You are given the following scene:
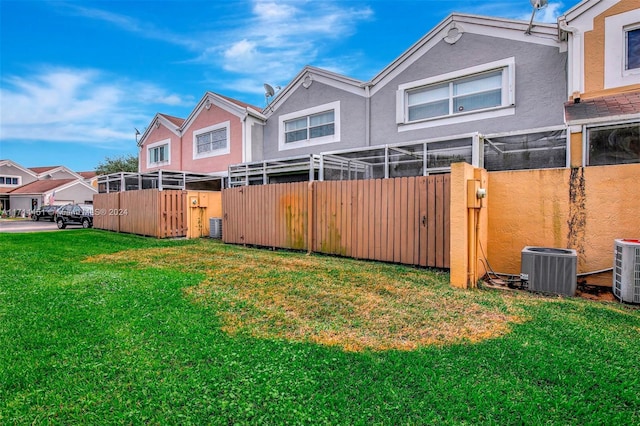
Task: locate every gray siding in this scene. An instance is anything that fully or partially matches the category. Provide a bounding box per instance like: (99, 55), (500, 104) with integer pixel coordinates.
(262, 81), (367, 160)
(370, 33), (568, 145)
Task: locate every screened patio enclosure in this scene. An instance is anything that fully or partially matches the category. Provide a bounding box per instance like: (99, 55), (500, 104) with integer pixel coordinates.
(97, 170), (225, 193)
(227, 126), (568, 187)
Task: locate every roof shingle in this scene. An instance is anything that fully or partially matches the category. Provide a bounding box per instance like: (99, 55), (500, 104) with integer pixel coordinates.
(9, 179), (75, 194)
(565, 91), (640, 122)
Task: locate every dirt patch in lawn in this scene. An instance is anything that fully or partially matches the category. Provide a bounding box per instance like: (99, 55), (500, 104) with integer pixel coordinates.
(87, 243), (526, 352)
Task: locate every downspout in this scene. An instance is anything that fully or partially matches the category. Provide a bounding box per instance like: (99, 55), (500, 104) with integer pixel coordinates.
(241, 113), (248, 163)
(558, 17), (581, 101)
(364, 83), (372, 146)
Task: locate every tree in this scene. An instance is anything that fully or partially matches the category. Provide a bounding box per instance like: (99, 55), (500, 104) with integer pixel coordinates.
(95, 154), (139, 175)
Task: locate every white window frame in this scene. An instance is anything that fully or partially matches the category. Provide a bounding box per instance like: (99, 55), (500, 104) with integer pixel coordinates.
(604, 10), (640, 88)
(147, 139), (171, 168)
(625, 24), (640, 71)
(278, 101), (341, 151)
(0, 175), (20, 186)
(396, 57), (515, 132)
(193, 121), (231, 160)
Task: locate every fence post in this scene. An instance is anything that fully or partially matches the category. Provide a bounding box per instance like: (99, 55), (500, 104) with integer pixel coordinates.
(449, 163), (488, 289)
(307, 181), (314, 254)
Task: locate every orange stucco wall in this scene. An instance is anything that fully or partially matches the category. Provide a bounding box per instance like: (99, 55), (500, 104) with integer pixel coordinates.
(486, 163), (640, 286)
(186, 191), (222, 238)
(570, 131), (583, 168)
(583, 0), (639, 95)
(450, 163), (488, 289)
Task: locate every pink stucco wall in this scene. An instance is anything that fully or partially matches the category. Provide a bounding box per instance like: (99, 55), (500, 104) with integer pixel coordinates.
(139, 126), (181, 173)
(180, 105), (243, 174)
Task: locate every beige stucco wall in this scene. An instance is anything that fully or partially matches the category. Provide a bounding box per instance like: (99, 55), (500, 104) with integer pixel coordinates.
(486, 163), (640, 286)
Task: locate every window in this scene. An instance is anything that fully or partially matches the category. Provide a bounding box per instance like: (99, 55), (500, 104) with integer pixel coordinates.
(147, 139), (171, 168)
(285, 111), (335, 143)
(604, 12), (640, 87)
(587, 122), (640, 166)
(0, 176), (19, 185)
(396, 58), (515, 130)
(626, 27), (640, 70)
(193, 122), (230, 159)
(278, 101), (341, 151)
(408, 71), (503, 121)
(150, 145), (167, 163)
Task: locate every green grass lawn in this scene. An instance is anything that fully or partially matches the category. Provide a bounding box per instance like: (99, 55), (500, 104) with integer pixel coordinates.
(1, 230), (639, 424)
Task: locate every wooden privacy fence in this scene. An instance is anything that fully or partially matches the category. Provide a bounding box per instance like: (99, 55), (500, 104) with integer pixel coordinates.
(93, 189), (187, 238)
(222, 175), (450, 268)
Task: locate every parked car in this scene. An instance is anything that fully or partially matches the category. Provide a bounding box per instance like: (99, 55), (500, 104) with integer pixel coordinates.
(54, 204), (93, 229)
(31, 205), (59, 221)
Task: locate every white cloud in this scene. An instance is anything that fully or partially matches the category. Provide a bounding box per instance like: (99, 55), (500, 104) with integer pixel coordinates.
(0, 67), (190, 148)
(197, 0), (373, 95)
(55, 2), (200, 50)
(534, 3), (564, 23)
(467, 1), (565, 23)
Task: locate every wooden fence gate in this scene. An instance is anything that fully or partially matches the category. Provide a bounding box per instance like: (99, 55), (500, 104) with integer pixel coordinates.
(222, 175), (450, 268)
(93, 189), (187, 238)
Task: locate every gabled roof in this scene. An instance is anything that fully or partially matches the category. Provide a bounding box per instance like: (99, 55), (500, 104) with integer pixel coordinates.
(138, 112), (184, 146)
(28, 165), (84, 180)
(77, 171), (98, 179)
(561, 0), (611, 24)
(369, 13), (560, 94)
(9, 179), (75, 194)
(159, 113), (185, 127)
(0, 159), (38, 177)
(179, 91), (266, 134)
(214, 93), (262, 112)
(28, 166), (58, 174)
(138, 92), (266, 147)
(264, 65), (367, 118)
(564, 90), (640, 124)
(9, 178), (97, 195)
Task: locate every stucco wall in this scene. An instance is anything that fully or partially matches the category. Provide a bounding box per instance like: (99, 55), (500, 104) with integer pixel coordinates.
(0, 165), (36, 187)
(486, 163), (640, 286)
(263, 81), (367, 160)
(450, 163), (488, 289)
(181, 106), (243, 174)
(370, 34), (567, 145)
(55, 184), (97, 205)
(583, 0), (639, 95)
(139, 126), (181, 173)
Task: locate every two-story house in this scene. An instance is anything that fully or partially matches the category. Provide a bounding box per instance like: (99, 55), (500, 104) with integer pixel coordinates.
(561, 0), (639, 167)
(138, 92), (265, 177)
(231, 12), (569, 185)
(0, 160), (97, 214)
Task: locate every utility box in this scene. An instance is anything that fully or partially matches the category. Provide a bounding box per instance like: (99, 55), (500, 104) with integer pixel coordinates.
(209, 218), (223, 239)
(613, 239), (640, 304)
(521, 247), (577, 296)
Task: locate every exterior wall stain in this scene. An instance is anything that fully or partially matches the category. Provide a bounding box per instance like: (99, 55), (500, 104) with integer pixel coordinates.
(567, 167), (587, 268)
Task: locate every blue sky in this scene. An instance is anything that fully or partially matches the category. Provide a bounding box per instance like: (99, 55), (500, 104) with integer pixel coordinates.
(0, 0), (573, 172)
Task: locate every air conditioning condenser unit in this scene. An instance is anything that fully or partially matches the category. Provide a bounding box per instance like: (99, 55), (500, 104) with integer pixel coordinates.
(613, 239), (640, 304)
(521, 247), (577, 296)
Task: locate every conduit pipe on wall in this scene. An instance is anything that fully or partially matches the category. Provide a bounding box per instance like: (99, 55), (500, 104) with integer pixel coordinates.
(558, 17), (581, 100)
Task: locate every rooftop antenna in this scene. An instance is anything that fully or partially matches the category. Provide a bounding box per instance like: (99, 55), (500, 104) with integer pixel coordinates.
(525, 0), (549, 35)
(264, 83), (281, 108)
